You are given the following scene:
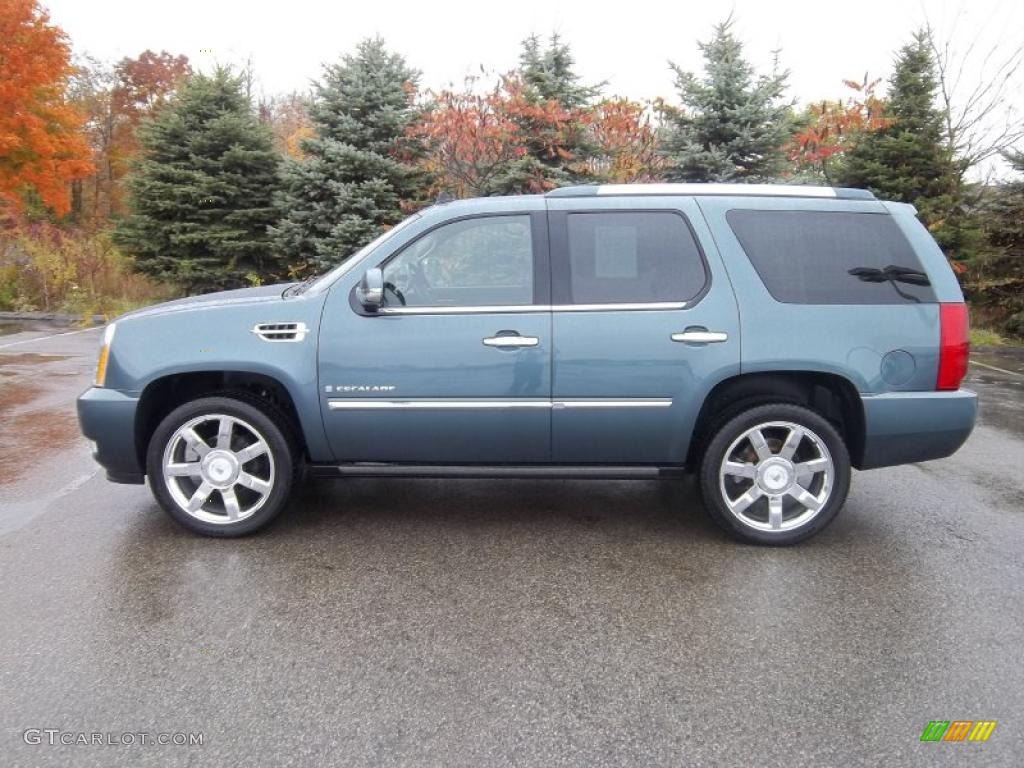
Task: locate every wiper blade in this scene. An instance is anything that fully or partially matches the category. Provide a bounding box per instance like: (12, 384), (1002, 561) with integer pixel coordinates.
(848, 265), (931, 286)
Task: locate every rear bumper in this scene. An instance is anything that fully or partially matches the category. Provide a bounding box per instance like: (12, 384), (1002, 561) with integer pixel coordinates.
(858, 389), (977, 470)
(76, 387), (144, 484)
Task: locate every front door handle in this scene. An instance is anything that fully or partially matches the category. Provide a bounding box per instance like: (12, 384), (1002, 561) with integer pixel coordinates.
(671, 329), (729, 344)
(483, 334), (539, 348)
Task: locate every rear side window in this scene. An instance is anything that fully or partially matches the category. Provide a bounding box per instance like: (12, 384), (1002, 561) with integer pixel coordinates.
(726, 210), (936, 304)
(565, 211), (707, 304)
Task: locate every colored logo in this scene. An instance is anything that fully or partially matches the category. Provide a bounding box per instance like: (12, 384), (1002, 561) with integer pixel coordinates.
(921, 720), (997, 742)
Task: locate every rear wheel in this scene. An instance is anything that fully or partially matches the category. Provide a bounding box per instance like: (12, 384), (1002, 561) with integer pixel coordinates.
(146, 396), (296, 537)
(699, 403), (850, 545)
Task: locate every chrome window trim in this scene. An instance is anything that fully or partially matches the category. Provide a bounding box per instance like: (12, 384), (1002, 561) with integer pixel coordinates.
(379, 305), (542, 316)
(557, 302), (685, 312)
(328, 398), (673, 410)
(377, 301), (686, 316)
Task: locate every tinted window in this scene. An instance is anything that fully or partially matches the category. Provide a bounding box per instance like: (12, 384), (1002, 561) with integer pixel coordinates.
(382, 215), (533, 307)
(726, 210), (936, 304)
(565, 212), (706, 304)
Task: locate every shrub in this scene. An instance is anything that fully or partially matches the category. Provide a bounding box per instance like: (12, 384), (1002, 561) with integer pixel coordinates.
(0, 220), (172, 318)
(1003, 312), (1024, 339)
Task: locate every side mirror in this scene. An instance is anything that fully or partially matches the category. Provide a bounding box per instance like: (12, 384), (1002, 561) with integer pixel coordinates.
(356, 267), (384, 311)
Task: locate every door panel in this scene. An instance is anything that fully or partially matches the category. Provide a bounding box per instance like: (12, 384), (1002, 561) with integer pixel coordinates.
(548, 198), (740, 464)
(320, 312), (551, 462)
(318, 211), (552, 464)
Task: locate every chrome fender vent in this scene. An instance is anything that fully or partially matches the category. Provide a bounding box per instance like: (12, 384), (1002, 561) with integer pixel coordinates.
(252, 322), (309, 342)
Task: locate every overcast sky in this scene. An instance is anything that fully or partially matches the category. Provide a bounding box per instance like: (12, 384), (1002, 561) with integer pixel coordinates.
(44, 0), (1023, 175)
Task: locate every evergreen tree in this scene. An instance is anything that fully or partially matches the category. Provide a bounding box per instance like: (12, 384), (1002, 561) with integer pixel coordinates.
(660, 17), (791, 182)
(488, 34), (601, 193)
(839, 31), (958, 221)
(839, 32), (968, 256)
(975, 151), (1024, 335)
(115, 67), (280, 292)
(519, 33), (600, 110)
(271, 38), (425, 275)
(987, 152), (1024, 256)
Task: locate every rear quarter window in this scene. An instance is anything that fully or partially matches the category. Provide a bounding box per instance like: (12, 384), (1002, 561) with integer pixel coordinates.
(726, 210), (937, 304)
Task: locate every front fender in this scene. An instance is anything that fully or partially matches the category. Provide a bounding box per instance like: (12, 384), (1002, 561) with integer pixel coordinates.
(104, 295), (330, 461)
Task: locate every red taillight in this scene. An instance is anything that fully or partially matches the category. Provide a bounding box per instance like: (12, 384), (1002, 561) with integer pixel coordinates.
(937, 303), (969, 391)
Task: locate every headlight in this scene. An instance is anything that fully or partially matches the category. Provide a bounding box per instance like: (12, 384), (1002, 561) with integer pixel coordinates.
(95, 323), (117, 387)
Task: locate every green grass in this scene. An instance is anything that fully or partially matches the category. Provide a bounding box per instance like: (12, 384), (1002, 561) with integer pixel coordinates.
(971, 327), (1011, 347)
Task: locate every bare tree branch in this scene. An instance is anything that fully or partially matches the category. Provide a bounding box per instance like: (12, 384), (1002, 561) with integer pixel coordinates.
(923, 9), (1024, 177)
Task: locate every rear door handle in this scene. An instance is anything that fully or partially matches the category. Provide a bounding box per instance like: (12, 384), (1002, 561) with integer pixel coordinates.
(483, 335), (539, 348)
(671, 330), (729, 344)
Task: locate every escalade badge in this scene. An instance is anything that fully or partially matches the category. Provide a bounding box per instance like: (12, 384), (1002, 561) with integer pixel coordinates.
(325, 385), (397, 393)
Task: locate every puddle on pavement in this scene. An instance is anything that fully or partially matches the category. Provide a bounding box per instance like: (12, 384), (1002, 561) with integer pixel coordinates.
(0, 353), (67, 366)
(0, 356), (81, 485)
(0, 408), (80, 485)
(0, 380), (43, 411)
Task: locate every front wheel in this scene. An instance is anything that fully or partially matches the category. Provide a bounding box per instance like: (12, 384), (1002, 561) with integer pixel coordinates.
(699, 403), (851, 545)
(146, 396), (296, 537)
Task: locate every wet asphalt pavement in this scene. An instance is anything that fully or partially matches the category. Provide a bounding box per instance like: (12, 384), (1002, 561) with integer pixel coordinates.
(1, 323), (1022, 767)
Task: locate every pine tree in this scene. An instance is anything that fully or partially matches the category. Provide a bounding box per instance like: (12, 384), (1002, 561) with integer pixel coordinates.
(660, 17), (791, 182)
(488, 34), (601, 193)
(519, 33), (600, 110)
(988, 152), (1024, 257)
(271, 38), (425, 275)
(115, 67), (280, 292)
(839, 31), (965, 255)
(839, 32), (958, 222)
(975, 151), (1024, 335)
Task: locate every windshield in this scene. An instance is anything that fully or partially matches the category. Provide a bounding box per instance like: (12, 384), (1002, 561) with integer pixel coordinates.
(299, 213), (423, 295)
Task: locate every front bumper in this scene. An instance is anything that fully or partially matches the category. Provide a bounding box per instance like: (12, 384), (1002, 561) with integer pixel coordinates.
(77, 387), (144, 484)
(858, 389), (977, 470)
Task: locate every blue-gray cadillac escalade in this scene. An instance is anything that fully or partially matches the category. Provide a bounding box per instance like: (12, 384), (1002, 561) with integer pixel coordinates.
(76, 183), (977, 544)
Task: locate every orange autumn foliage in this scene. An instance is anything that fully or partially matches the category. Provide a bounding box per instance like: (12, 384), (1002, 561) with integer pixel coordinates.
(410, 77), (532, 197)
(410, 77), (666, 197)
(788, 75), (890, 173)
(0, 0), (93, 215)
(259, 92), (315, 160)
(585, 98), (667, 183)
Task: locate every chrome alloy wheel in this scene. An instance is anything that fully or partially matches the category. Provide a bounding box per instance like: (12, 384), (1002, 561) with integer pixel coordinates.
(717, 420), (834, 533)
(161, 414), (275, 525)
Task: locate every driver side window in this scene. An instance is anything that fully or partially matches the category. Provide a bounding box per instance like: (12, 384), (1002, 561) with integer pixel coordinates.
(381, 215), (534, 308)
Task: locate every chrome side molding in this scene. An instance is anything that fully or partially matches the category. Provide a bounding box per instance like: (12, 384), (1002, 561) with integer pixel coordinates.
(553, 399), (672, 409)
(328, 398), (551, 410)
(327, 398), (672, 411)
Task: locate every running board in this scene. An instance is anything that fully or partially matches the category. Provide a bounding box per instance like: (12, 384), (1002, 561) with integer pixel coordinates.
(314, 464), (684, 480)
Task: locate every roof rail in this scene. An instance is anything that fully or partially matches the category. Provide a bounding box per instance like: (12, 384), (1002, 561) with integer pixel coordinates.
(546, 183), (876, 201)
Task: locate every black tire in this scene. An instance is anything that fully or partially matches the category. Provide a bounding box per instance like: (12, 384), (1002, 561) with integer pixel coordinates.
(146, 394), (297, 537)
(698, 403), (851, 546)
